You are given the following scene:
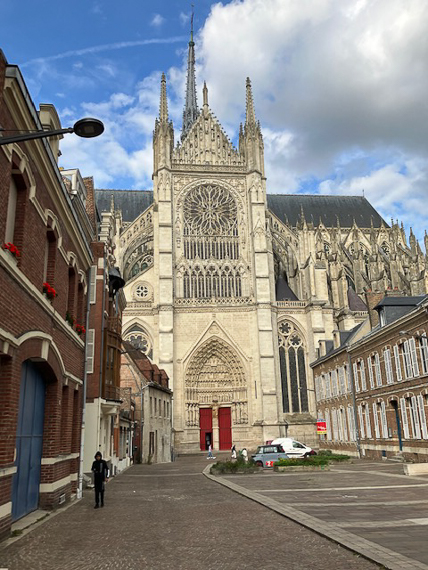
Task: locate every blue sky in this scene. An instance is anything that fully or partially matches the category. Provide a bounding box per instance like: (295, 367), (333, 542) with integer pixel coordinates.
(2, 0), (428, 244)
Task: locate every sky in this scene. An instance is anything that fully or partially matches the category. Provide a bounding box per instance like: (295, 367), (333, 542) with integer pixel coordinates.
(2, 0), (428, 244)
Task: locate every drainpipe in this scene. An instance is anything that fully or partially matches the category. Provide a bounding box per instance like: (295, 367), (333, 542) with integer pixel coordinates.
(77, 266), (92, 499)
(97, 249), (107, 452)
(347, 351), (361, 458)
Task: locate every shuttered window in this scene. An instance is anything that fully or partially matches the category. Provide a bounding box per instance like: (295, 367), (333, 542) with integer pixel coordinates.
(90, 265), (97, 304)
(359, 361), (367, 391)
(367, 357), (375, 389)
(332, 409), (339, 441)
(403, 341), (413, 379)
(326, 409), (332, 440)
(380, 401), (389, 438)
(375, 353), (382, 387)
(394, 345), (403, 381)
(347, 406), (356, 441)
(353, 363), (360, 392)
(417, 395), (428, 439)
(409, 338), (420, 377)
(384, 349), (393, 384)
(358, 405), (365, 439)
(87, 329), (95, 374)
(365, 405), (372, 438)
(400, 398), (410, 439)
(411, 396), (421, 439)
(420, 337), (428, 374)
(373, 403), (380, 438)
(331, 370), (338, 397)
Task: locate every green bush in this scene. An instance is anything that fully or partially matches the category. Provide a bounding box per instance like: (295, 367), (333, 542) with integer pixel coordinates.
(275, 457), (329, 467)
(210, 457), (260, 475)
(317, 450), (350, 461)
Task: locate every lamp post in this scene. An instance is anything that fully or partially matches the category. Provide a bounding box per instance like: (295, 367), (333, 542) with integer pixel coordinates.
(0, 117), (104, 146)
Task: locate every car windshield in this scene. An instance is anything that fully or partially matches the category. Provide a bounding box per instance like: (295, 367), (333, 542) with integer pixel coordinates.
(292, 441), (305, 448)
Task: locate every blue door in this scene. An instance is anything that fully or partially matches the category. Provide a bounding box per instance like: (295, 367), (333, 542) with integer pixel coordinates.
(12, 361), (46, 521)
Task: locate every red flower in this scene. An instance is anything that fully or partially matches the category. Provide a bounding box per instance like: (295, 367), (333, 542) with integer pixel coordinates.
(43, 282), (57, 300)
(75, 323), (86, 336)
(2, 242), (20, 258)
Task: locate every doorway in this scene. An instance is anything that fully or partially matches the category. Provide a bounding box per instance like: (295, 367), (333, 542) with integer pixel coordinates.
(219, 407), (232, 450)
(12, 361), (46, 521)
(199, 408), (212, 450)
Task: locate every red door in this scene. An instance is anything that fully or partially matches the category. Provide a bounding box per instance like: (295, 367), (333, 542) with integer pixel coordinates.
(219, 407), (232, 450)
(199, 408), (212, 450)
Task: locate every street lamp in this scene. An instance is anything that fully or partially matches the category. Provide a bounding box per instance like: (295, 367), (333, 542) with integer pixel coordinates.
(0, 117), (104, 146)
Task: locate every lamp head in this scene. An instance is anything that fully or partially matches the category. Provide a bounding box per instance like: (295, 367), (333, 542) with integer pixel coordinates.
(73, 118), (104, 138)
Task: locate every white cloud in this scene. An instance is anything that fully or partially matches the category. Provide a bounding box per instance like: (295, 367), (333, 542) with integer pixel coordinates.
(151, 14), (165, 27)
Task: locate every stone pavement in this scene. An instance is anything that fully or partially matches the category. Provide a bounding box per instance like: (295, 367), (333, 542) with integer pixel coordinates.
(208, 459), (428, 570)
(0, 455), (379, 570)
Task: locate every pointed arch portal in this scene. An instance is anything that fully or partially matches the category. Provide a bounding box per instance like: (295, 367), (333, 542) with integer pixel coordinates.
(185, 338), (248, 449)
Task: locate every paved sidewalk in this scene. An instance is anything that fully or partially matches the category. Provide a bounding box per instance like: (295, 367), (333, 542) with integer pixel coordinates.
(207, 460), (428, 570)
(0, 456), (379, 570)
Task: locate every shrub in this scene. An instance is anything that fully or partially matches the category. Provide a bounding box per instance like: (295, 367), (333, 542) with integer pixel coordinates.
(275, 457), (329, 468)
(210, 457), (260, 475)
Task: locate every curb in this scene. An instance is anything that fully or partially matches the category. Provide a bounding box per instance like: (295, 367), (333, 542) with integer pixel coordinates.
(203, 465), (428, 570)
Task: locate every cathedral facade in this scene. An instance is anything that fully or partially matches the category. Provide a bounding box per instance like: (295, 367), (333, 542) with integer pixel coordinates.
(95, 36), (428, 453)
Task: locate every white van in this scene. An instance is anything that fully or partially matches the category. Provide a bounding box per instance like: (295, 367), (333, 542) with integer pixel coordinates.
(270, 438), (315, 458)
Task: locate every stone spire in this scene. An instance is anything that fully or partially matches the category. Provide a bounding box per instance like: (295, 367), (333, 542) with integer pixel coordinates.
(159, 72), (168, 122)
(181, 10), (199, 140)
(245, 77), (256, 126)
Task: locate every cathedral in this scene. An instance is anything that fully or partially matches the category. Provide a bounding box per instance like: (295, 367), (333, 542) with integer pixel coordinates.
(95, 33), (428, 453)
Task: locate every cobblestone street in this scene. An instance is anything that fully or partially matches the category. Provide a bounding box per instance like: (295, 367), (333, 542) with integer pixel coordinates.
(0, 456), (378, 570)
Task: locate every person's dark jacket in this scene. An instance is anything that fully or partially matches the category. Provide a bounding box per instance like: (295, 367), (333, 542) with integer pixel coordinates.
(91, 458), (109, 484)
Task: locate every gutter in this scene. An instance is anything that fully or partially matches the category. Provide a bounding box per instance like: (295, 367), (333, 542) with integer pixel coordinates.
(77, 265), (92, 498)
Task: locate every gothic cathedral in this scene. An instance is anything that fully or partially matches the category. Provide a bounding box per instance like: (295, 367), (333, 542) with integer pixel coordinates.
(96, 34), (428, 452)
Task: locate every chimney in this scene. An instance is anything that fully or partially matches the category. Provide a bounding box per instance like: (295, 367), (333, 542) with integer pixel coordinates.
(318, 340), (327, 357)
(364, 290), (384, 329)
(333, 330), (341, 349)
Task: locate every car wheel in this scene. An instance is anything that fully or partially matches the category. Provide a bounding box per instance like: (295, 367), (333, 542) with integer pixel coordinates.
(256, 461), (263, 467)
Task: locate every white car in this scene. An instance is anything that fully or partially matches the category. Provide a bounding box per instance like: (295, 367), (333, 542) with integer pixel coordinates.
(270, 438), (315, 458)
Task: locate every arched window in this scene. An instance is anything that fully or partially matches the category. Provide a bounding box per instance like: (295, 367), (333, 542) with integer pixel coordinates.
(123, 326), (153, 359)
(278, 321), (309, 413)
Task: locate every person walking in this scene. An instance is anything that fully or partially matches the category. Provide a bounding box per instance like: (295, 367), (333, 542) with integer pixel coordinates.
(241, 448), (248, 463)
(231, 444), (237, 460)
(91, 451), (109, 508)
(207, 443), (215, 460)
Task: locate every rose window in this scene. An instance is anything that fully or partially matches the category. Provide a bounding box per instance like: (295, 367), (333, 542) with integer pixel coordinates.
(183, 184), (237, 237)
(135, 284), (149, 300)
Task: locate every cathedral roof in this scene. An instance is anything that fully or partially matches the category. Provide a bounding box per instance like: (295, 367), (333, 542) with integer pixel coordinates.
(95, 189), (153, 222)
(267, 194), (386, 228)
(94, 189), (385, 229)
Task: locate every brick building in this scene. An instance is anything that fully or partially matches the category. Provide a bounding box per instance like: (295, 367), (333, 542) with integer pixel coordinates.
(121, 343), (172, 463)
(0, 52), (93, 536)
(312, 291), (428, 461)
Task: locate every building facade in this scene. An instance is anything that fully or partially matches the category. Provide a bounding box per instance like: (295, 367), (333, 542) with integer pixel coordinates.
(120, 346), (172, 463)
(0, 52), (92, 535)
(313, 293), (428, 461)
(95, 36), (428, 453)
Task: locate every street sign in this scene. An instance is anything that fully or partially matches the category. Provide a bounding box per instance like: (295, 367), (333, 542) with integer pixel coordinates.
(317, 419), (327, 434)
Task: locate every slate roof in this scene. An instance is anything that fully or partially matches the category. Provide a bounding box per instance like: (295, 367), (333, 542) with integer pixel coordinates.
(267, 194), (386, 228)
(95, 189), (153, 222)
(374, 296), (427, 308)
(95, 189), (385, 229)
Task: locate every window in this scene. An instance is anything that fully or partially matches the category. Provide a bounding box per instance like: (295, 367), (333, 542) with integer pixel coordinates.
(359, 361), (367, 391)
(278, 321), (309, 413)
(367, 356), (375, 389)
(331, 370), (338, 397)
(419, 337), (428, 375)
(86, 330), (95, 373)
(325, 373), (331, 399)
(345, 365), (351, 393)
(417, 395), (428, 439)
(410, 396), (421, 439)
(373, 403), (380, 438)
(90, 265), (97, 304)
(44, 230), (57, 284)
(332, 409), (338, 441)
(393, 345), (403, 381)
(374, 353), (382, 386)
(135, 284), (149, 300)
(402, 341), (413, 379)
(409, 338), (420, 377)
(67, 267), (76, 317)
(325, 409), (332, 440)
(400, 398), (410, 439)
(338, 367), (346, 395)
(5, 177), (18, 244)
(384, 349), (393, 384)
(364, 405), (372, 438)
(353, 363), (360, 392)
(347, 406), (356, 441)
(380, 401), (389, 438)
(358, 405), (365, 439)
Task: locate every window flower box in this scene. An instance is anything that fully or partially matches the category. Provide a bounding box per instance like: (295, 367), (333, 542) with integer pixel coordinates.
(43, 282), (57, 300)
(75, 323), (86, 336)
(65, 311), (75, 327)
(2, 242), (20, 258)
